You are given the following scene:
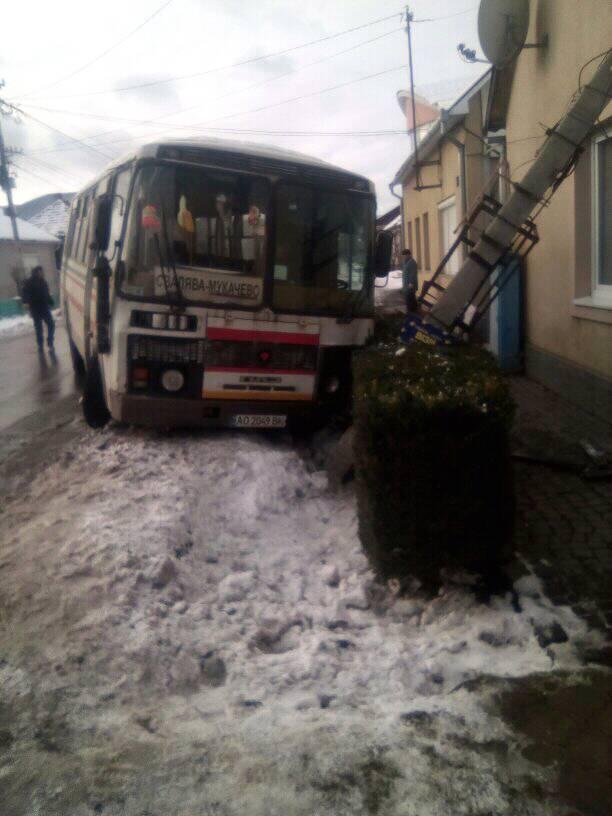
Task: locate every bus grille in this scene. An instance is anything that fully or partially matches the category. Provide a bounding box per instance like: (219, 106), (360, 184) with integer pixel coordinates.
(129, 335), (205, 364)
(206, 339), (317, 371)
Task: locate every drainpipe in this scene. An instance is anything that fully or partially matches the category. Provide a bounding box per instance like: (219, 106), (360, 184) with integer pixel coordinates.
(389, 180), (405, 253)
(444, 130), (467, 220)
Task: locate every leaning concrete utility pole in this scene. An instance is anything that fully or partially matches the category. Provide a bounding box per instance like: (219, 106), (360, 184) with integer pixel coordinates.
(429, 51), (612, 330)
(0, 89), (26, 292)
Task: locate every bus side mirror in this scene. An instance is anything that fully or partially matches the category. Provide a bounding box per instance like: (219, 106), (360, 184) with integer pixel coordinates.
(91, 194), (113, 253)
(374, 230), (393, 278)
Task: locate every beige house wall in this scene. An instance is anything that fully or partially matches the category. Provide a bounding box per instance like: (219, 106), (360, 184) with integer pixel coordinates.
(400, 85), (497, 295)
(402, 134), (463, 291)
(504, 0), (612, 389)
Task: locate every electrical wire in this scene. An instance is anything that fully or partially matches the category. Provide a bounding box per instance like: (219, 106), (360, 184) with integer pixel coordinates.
(24, 60), (409, 138)
(20, 127), (411, 166)
(13, 0), (176, 101)
(19, 26), (404, 152)
(10, 105), (113, 161)
(578, 47), (612, 91)
(21, 62), (410, 157)
(10, 160), (64, 189)
(19, 153), (81, 187)
(507, 134), (546, 144)
(16, 11), (405, 102)
(145, 26), (404, 136)
(12, 9), (480, 163)
(412, 7), (477, 23)
(26, 120), (410, 137)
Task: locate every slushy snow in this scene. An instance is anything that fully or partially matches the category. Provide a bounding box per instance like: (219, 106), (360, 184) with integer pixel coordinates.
(0, 308), (61, 339)
(0, 314), (33, 338)
(0, 425), (602, 815)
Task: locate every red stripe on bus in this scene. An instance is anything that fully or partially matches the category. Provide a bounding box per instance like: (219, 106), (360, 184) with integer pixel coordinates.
(206, 366), (316, 376)
(65, 272), (85, 289)
(67, 293), (84, 314)
(206, 327), (319, 346)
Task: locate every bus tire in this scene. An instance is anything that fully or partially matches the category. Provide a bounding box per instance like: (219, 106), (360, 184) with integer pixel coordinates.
(83, 357), (110, 429)
(69, 336), (86, 379)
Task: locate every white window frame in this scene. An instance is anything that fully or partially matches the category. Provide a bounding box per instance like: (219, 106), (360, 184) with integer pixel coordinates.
(438, 195), (458, 274)
(590, 131), (612, 306)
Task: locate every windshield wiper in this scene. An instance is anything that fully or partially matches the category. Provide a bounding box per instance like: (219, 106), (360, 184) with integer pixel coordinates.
(160, 204), (186, 310)
(153, 232), (175, 306)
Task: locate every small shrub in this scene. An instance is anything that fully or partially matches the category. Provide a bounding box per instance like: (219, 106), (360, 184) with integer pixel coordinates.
(353, 330), (515, 591)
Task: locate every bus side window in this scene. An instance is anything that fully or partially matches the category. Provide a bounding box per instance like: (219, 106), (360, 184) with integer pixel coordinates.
(70, 198), (84, 262)
(84, 179), (110, 268)
(64, 206), (78, 261)
(108, 168), (131, 262)
(76, 195), (91, 263)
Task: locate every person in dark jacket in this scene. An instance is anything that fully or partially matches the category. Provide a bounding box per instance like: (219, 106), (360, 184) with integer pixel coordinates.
(21, 266), (55, 352)
(401, 248), (419, 313)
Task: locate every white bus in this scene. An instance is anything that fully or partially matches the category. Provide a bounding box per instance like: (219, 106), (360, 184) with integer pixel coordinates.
(61, 139), (392, 429)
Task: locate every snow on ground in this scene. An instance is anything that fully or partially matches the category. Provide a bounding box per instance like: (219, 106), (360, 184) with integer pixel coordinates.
(0, 314), (33, 339)
(375, 269), (405, 314)
(0, 309), (61, 339)
(0, 426), (602, 815)
(383, 268), (404, 290)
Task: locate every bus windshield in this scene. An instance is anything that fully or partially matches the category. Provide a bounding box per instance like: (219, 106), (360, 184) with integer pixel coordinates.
(121, 162), (374, 315)
(122, 163), (269, 307)
(273, 184), (374, 316)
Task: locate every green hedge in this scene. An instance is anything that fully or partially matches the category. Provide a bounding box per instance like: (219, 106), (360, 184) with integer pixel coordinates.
(353, 331), (515, 591)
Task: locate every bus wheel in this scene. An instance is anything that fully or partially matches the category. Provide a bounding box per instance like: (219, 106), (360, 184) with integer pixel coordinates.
(69, 337), (86, 379)
(83, 358), (110, 429)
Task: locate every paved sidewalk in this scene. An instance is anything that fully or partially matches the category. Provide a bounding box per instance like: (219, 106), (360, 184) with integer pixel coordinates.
(499, 378), (612, 816)
(510, 376), (612, 634)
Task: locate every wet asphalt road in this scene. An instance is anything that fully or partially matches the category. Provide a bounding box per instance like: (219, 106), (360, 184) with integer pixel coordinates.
(0, 280), (406, 440)
(0, 322), (78, 433)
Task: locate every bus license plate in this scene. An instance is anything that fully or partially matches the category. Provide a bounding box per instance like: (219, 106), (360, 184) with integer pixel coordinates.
(231, 414), (287, 429)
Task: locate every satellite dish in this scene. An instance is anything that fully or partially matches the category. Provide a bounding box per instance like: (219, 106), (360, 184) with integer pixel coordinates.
(478, 0), (530, 67)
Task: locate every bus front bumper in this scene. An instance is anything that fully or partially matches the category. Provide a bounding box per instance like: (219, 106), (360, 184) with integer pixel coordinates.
(108, 390), (317, 428)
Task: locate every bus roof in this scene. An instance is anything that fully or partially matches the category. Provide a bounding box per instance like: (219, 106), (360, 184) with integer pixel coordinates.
(79, 137), (375, 196)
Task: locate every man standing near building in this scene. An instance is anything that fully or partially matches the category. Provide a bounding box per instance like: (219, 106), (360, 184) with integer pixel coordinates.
(401, 248), (419, 313)
(21, 266), (55, 353)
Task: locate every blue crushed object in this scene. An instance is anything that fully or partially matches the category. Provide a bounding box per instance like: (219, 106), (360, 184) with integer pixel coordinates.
(400, 314), (455, 347)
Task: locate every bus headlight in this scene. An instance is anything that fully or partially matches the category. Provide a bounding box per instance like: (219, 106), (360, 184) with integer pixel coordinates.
(161, 368), (185, 392)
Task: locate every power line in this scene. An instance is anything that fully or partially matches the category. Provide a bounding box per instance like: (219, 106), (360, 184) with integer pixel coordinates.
(9, 105), (113, 161)
(39, 125), (410, 138)
(20, 64), (406, 158)
(207, 128), (409, 136)
(14, 0), (175, 100)
(19, 153), (81, 187)
(16, 10), (404, 101)
(10, 159), (63, 190)
(21, 62), (409, 158)
(107, 25), (404, 141)
(412, 7), (477, 23)
(578, 47), (612, 91)
(20, 26), (403, 150)
(193, 66), (408, 131)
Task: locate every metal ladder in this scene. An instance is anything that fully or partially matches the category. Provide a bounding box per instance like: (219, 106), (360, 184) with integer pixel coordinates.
(418, 193), (540, 334)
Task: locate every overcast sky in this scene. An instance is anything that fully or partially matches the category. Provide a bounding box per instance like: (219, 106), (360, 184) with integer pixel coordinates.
(1, 0), (485, 212)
